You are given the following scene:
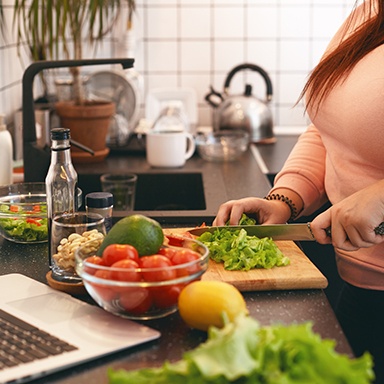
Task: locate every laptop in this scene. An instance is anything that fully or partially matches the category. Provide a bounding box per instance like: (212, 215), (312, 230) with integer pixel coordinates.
(0, 273), (160, 383)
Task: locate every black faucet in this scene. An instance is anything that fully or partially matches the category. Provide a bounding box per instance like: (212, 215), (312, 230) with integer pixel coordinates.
(22, 58), (134, 182)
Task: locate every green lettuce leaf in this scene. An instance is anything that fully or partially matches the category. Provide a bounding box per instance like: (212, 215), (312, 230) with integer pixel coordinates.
(108, 315), (374, 384)
(197, 228), (289, 271)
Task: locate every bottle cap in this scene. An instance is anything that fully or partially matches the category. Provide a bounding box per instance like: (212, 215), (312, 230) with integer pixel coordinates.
(51, 128), (71, 140)
(86, 192), (114, 208)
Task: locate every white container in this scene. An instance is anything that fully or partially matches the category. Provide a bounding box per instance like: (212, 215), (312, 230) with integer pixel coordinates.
(0, 114), (13, 186)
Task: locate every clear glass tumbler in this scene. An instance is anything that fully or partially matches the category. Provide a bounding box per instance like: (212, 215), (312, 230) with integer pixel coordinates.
(50, 212), (106, 283)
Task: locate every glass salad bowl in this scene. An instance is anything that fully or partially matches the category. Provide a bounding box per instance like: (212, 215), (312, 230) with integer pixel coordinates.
(0, 182), (83, 244)
(75, 236), (209, 320)
(0, 183), (48, 244)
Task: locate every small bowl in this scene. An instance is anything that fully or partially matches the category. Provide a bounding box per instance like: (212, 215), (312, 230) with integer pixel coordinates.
(195, 130), (249, 162)
(75, 237), (209, 320)
(0, 182), (83, 244)
(0, 182), (48, 243)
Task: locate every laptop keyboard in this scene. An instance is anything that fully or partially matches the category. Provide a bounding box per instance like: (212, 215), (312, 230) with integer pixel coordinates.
(0, 309), (78, 370)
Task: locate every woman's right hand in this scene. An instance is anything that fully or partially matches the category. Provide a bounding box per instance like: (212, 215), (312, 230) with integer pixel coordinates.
(212, 197), (292, 226)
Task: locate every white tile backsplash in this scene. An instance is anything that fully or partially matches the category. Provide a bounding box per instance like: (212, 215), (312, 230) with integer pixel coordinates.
(0, 0), (357, 129)
(147, 7), (178, 39)
(213, 7), (245, 39)
(247, 6), (279, 39)
(180, 7), (211, 39)
(213, 41), (246, 72)
(280, 5), (311, 39)
(180, 41), (211, 72)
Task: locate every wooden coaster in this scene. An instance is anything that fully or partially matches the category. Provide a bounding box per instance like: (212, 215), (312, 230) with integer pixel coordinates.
(46, 271), (87, 296)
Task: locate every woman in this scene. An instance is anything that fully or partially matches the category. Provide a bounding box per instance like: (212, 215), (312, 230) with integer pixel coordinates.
(214, 1), (384, 382)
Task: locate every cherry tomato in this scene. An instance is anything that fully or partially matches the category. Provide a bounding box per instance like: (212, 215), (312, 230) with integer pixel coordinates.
(140, 255), (177, 282)
(171, 249), (201, 277)
(91, 270), (116, 301)
(102, 244), (139, 266)
(110, 259), (141, 282)
(32, 205), (41, 213)
(165, 235), (185, 247)
(10, 205), (19, 213)
(158, 247), (177, 260)
(84, 255), (106, 275)
(151, 284), (183, 309)
(94, 269), (112, 280)
(119, 287), (152, 315)
(85, 255), (106, 266)
(26, 218), (42, 226)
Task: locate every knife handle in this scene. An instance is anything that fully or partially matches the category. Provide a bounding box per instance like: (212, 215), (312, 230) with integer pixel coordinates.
(324, 222), (384, 237)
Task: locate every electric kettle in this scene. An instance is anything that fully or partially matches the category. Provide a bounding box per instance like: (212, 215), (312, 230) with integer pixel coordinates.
(205, 63), (276, 144)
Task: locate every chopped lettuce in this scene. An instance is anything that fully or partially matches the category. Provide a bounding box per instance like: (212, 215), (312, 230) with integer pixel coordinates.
(236, 214), (257, 226)
(197, 228), (290, 271)
(108, 314), (374, 384)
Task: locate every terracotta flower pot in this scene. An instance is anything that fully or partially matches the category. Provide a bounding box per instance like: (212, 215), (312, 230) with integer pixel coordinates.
(55, 101), (115, 163)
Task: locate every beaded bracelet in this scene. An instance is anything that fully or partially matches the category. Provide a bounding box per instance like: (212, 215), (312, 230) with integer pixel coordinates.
(264, 193), (299, 221)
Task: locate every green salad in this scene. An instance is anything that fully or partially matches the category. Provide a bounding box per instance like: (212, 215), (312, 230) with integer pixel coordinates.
(0, 203), (48, 243)
(108, 314), (374, 384)
(197, 214), (290, 271)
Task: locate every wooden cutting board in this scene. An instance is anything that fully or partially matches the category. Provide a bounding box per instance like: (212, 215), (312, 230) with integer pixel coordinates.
(164, 228), (328, 292)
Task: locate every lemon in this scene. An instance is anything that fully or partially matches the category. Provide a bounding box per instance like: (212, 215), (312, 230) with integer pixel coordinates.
(97, 214), (164, 257)
(178, 280), (248, 331)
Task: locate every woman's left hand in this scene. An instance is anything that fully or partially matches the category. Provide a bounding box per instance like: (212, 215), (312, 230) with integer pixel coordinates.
(311, 180), (384, 251)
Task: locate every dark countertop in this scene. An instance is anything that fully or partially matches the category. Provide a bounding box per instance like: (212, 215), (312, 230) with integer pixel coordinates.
(255, 135), (299, 176)
(75, 145), (272, 226)
(0, 139), (353, 383)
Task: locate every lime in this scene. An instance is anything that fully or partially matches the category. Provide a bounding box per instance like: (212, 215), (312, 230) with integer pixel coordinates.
(178, 281), (248, 331)
(97, 214), (164, 257)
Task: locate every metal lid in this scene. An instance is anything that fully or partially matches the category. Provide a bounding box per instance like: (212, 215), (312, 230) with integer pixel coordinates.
(85, 192), (113, 208)
(51, 128), (70, 140)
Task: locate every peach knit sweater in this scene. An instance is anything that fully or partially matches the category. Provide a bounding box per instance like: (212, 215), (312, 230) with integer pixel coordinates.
(272, 3), (384, 290)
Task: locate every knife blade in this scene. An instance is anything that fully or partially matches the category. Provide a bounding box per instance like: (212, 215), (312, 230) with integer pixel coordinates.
(189, 223), (315, 241)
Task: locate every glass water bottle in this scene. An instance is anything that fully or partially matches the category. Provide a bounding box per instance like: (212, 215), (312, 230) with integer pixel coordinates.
(45, 128), (78, 281)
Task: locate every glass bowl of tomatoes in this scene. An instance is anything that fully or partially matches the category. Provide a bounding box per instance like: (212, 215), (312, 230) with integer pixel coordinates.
(75, 236), (209, 320)
(0, 182), (48, 244)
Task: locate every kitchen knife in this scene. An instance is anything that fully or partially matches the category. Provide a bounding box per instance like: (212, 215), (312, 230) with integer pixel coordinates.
(189, 223), (316, 241)
(189, 222), (384, 241)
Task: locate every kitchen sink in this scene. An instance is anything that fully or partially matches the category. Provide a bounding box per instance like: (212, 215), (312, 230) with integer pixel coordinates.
(78, 172), (206, 212)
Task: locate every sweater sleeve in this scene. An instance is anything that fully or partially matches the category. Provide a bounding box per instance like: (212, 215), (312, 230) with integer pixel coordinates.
(270, 123), (328, 217)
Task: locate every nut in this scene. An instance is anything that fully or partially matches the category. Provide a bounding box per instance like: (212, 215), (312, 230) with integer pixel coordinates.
(52, 229), (105, 272)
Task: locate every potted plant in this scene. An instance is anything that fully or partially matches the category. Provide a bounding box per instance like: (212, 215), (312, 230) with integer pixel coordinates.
(3, 0), (135, 162)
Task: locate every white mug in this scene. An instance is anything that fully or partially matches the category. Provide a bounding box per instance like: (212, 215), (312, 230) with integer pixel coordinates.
(146, 130), (196, 167)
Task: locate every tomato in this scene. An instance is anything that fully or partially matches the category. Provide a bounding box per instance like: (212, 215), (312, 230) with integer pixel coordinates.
(94, 269), (112, 280)
(102, 244), (139, 266)
(171, 249), (201, 277)
(140, 255), (177, 282)
(151, 284), (183, 309)
(84, 255), (106, 275)
(119, 287), (152, 315)
(85, 255), (106, 266)
(26, 218), (42, 226)
(165, 235), (185, 247)
(10, 205), (19, 213)
(32, 205), (41, 213)
(110, 259), (141, 282)
(157, 247), (177, 260)
(89, 282), (117, 302)
(91, 269), (116, 302)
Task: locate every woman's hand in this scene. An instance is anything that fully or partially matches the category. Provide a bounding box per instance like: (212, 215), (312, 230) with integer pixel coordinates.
(212, 197), (291, 226)
(311, 181), (384, 251)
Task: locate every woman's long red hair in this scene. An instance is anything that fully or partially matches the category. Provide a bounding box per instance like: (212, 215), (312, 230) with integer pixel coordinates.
(301, 0), (384, 112)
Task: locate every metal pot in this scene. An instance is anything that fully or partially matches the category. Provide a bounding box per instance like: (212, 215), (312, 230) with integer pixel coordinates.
(205, 63), (275, 144)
